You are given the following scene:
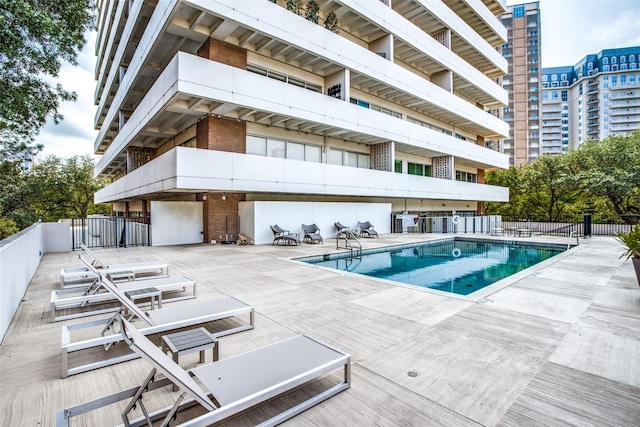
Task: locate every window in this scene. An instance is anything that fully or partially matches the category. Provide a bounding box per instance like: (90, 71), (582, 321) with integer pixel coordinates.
(587, 63), (593, 70)
(513, 5), (524, 18)
(247, 64), (322, 93)
(561, 90), (568, 102)
(394, 160), (402, 173)
(328, 148), (370, 169)
(561, 73), (568, 81)
(287, 142), (305, 161)
(267, 139), (285, 158)
(246, 135), (267, 156)
(621, 55), (626, 63)
(611, 56), (617, 64)
(630, 54), (636, 62)
(247, 136), (322, 163)
(602, 57), (609, 65)
(455, 171), (477, 183)
(305, 145), (321, 163)
(408, 162), (431, 177)
(350, 98), (370, 108)
(603, 65), (610, 72)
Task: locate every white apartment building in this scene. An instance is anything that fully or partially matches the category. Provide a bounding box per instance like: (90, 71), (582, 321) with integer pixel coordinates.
(541, 46), (640, 153)
(93, 0), (510, 245)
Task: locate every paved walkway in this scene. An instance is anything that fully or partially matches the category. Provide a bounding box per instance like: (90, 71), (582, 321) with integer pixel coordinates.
(1, 234), (639, 426)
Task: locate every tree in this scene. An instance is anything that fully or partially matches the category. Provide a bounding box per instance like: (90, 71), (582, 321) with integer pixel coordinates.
(0, 155), (109, 237)
(570, 132), (640, 221)
(0, 0), (95, 158)
(25, 155), (109, 221)
(522, 154), (581, 221)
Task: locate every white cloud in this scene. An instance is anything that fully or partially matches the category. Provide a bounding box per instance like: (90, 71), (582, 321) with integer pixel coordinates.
(589, 9), (640, 48)
(35, 32), (98, 160)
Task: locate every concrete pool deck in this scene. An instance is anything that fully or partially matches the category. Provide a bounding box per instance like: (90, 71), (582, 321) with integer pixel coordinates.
(1, 233), (639, 425)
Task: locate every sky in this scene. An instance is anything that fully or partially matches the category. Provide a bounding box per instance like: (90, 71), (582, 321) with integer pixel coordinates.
(35, 0), (640, 159)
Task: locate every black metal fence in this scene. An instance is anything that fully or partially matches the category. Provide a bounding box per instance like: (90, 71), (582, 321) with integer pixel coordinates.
(71, 217), (150, 249)
(502, 214), (639, 237)
(391, 213), (638, 237)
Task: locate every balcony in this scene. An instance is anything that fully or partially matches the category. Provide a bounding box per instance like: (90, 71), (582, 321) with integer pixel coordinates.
(95, 53), (508, 178)
(610, 116), (640, 124)
(94, 147), (510, 204)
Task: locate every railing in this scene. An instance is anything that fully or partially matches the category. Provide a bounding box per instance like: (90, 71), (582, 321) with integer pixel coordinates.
(391, 213), (638, 237)
(71, 216), (150, 249)
(392, 215), (501, 235)
(336, 230), (361, 256)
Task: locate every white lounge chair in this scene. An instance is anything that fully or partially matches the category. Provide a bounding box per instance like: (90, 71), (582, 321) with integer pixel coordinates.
(51, 256), (197, 322)
(56, 318), (350, 427)
(61, 275), (254, 378)
(60, 245), (169, 288)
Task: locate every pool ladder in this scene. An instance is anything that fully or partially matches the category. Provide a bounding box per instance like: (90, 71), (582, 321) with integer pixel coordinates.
(568, 231), (579, 250)
(336, 230), (362, 256)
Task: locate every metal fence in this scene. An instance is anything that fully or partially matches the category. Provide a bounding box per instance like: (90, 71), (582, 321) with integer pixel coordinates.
(391, 213), (638, 237)
(501, 214), (639, 237)
(71, 217), (150, 249)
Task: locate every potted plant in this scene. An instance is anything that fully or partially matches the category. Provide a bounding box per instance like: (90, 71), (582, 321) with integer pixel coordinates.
(616, 225), (640, 286)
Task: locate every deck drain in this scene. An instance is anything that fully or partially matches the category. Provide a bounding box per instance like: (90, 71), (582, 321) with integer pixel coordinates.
(407, 370), (420, 378)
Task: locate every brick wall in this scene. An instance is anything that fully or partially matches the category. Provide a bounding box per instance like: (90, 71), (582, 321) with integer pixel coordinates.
(196, 116), (246, 152)
(203, 193), (246, 243)
(197, 38), (247, 69)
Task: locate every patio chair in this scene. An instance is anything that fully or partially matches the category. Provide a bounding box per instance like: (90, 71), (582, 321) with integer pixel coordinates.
(56, 317), (350, 427)
(60, 244), (169, 288)
(335, 221), (350, 233)
(61, 274), (254, 378)
(357, 221), (379, 238)
(51, 255), (197, 322)
(302, 223), (323, 244)
(270, 224), (300, 245)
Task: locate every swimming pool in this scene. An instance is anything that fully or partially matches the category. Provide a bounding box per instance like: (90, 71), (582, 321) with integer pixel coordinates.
(299, 239), (565, 296)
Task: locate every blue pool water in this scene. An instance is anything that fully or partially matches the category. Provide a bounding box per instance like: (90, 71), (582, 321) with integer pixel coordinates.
(299, 239), (564, 295)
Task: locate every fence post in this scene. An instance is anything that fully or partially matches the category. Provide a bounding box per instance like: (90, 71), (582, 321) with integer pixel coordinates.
(583, 214), (592, 238)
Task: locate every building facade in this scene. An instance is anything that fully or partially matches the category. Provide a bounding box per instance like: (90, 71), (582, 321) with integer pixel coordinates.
(541, 46), (640, 151)
(497, 1), (541, 166)
(92, 0), (510, 245)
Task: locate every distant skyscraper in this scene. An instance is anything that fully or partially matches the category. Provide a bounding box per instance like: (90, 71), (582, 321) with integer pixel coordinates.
(541, 46), (640, 151)
(497, 1), (542, 167)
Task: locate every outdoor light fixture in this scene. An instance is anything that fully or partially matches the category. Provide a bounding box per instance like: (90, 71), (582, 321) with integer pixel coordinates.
(221, 193), (227, 201)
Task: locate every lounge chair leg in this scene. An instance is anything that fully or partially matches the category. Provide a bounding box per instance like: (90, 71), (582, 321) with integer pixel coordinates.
(122, 368), (156, 427)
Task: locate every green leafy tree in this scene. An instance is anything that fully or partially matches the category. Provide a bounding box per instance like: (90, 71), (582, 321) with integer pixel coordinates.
(522, 154), (581, 221)
(569, 132), (640, 222)
(25, 155), (109, 221)
(0, 160), (37, 229)
(0, 0), (95, 158)
(0, 216), (19, 240)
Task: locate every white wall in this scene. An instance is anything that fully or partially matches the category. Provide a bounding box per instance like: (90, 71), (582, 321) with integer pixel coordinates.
(150, 201), (203, 246)
(42, 222), (71, 253)
(0, 223), (43, 344)
(239, 201), (392, 245)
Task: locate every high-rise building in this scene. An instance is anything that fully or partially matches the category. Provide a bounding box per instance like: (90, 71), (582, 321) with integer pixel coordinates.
(92, 0), (510, 245)
(498, 1), (542, 166)
(541, 46), (640, 150)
